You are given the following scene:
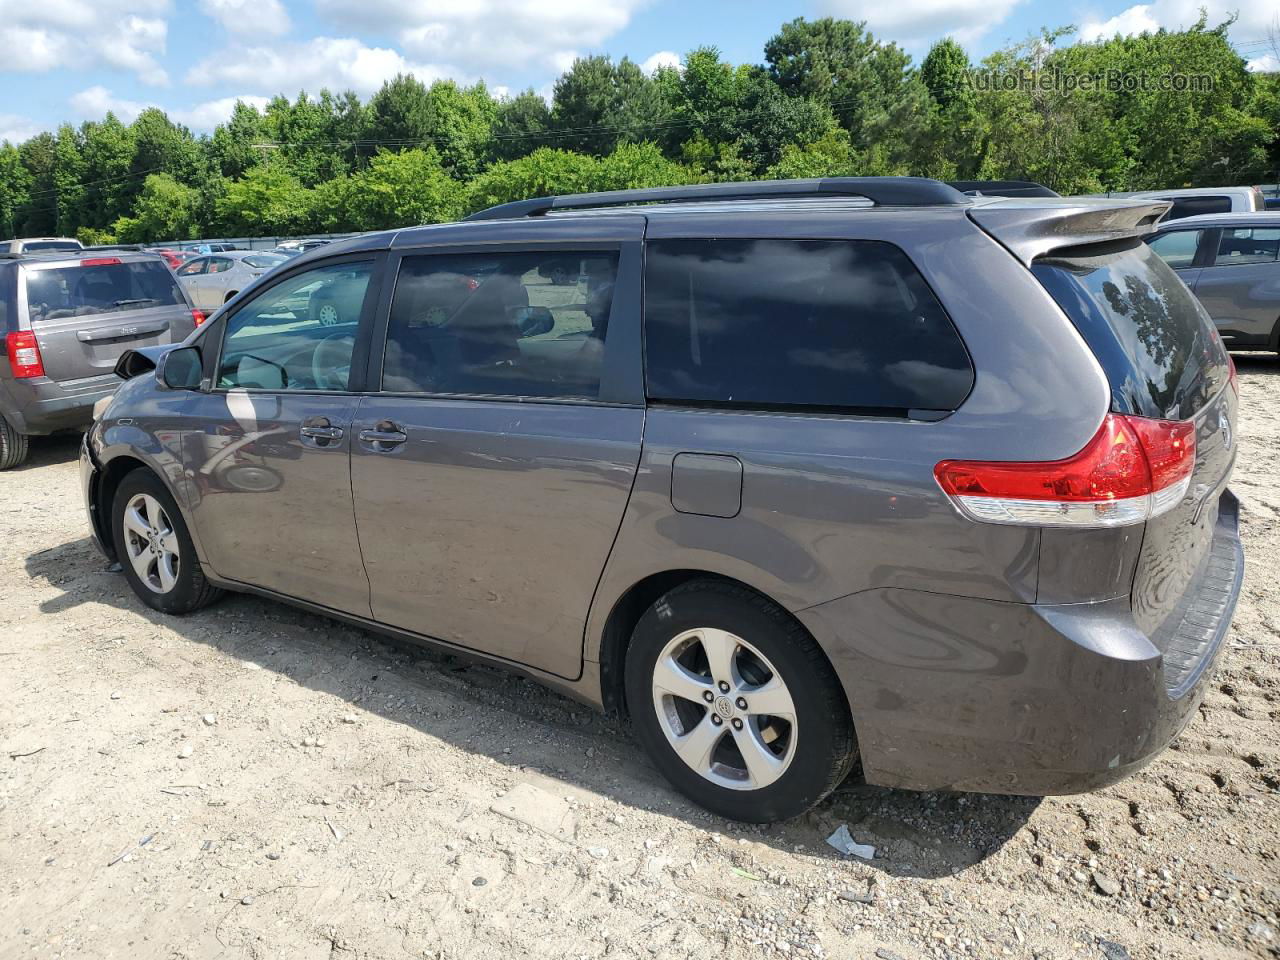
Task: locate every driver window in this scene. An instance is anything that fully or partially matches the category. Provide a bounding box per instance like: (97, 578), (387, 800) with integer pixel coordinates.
(217, 260), (373, 392)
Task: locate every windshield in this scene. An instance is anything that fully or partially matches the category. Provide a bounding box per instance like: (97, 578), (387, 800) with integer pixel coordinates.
(1032, 240), (1230, 420)
(23, 259), (185, 322)
(244, 254), (287, 269)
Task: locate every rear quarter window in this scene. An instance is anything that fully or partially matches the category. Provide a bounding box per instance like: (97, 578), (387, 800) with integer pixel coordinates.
(1031, 240), (1230, 420)
(1163, 196), (1231, 220)
(643, 238), (974, 414)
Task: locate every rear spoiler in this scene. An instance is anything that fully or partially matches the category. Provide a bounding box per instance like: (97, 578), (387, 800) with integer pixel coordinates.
(967, 199), (1171, 266)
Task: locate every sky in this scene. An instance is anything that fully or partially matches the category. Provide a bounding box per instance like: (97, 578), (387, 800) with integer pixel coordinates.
(0, 0), (1277, 145)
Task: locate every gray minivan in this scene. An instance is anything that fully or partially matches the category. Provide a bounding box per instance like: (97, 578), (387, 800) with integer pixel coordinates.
(0, 250), (201, 468)
(81, 179), (1242, 822)
(1147, 212), (1280, 350)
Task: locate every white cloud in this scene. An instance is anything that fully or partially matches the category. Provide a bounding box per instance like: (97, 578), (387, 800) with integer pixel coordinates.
(70, 85), (150, 123)
(185, 36), (455, 97)
(1078, 0), (1279, 44)
(70, 85), (271, 131)
(0, 114), (43, 145)
(199, 0), (290, 37)
(315, 0), (647, 74)
(640, 50), (681, 74)
(815, 0), (1023, 46)
(1247, 53), (1280, 73)
(0, 1), (170, 85)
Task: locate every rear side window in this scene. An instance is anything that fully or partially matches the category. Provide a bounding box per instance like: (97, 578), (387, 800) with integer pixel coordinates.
(243, 254), (287, 269)
(1146, 229), (1202, 269)
(1215, 227), (1280, 265)
(643, 239), (973, 414)
(1032, 240), (1230, 421)
(1163, 196), (1230, 220)
(23, 260), (185, 323)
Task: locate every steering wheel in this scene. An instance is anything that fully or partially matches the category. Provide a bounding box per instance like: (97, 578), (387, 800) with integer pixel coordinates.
(312, 334), (354, 391)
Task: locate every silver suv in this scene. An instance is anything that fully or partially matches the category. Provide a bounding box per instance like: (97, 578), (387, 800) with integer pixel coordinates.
(0, 250), (201, 468)
(81, 178), (1242, 822)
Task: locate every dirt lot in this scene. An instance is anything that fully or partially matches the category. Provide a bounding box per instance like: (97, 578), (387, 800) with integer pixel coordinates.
(2, 359), (1278, 960)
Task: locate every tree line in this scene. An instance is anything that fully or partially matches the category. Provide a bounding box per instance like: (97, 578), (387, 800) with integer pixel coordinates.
(1, 15), (1277, 244)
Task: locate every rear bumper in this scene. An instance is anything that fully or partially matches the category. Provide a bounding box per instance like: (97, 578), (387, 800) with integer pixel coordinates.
(1, 374), (118, 435)
(797, 491), (1243, 795)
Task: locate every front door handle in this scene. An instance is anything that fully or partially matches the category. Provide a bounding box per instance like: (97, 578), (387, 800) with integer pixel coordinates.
(358, 421), (408, 449)
(300, 417), (344, 446)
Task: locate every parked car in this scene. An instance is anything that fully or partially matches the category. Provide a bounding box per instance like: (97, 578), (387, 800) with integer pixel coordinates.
(83, 178), (1241, 822)
(1146, 212), (1280, 351)
(175, 251), (290, 310)
(1091, 185), (1266, 220)
(0, 249), (201, 469)
(150, 248), (196, 270)
(0, 237), (83, 254)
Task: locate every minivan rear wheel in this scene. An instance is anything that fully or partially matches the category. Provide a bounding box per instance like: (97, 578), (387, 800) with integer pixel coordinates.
(111, 469), (222, 614)
(0, 415), (29, 470)
(625, 580), (857, 822)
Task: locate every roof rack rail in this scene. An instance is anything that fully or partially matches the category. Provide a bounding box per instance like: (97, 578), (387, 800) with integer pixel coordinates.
(947, 180), (1060, 198)
(465, 176), (971, 221)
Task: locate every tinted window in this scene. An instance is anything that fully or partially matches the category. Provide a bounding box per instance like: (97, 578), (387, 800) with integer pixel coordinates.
(22, 240), (81, 252)
(1215, 227), (1280, 265)
(382, 251), (618, 399)
(1164, 196), (1231, 220)
(208, 258), (233, 274)
(1146, 229), (1202, 269)
(218, 261), (372, 391)
(23, 260), (184, 322)
(177, 258), (208, 276)
(643, 239), (973, 413)
(1032, 240), (1230, 421)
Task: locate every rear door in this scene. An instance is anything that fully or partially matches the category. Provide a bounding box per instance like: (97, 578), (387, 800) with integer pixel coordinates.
(19, 255), (196, 383)
(351, 226), (645, 678)
(1145, 227), (1209, 292)
(176, 257), (209, 308)
(1193, 226), (1280, 346)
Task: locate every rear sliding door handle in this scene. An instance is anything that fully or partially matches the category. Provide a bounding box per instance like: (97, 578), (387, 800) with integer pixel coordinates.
(358, 425), (408, 448)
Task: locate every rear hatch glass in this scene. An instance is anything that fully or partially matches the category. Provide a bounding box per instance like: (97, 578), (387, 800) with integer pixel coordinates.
(1032, 240), (1236, 664)
(21, 258), (191, 381)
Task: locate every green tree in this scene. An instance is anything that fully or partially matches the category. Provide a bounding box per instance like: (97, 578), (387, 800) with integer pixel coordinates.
(112, 173), (201, 242)
(0, 144), (32, 238)
(550, 56), (669, 155)
(78, 115), (136, 230)
(214, 163), (313, 235)
(51, 125), (86, 237)
(320, 148), (463, 231)
(209, 101), (269, 180)
(491, 90), (552, 161)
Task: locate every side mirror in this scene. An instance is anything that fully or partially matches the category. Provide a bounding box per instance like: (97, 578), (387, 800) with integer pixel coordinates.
(515, 305), (554, 338)
(158, 346), (203, 390)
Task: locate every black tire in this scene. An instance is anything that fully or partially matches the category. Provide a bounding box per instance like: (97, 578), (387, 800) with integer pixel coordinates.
(111, 469), (222, 614)
(625, 579), (857, 822)
(0, 414), (29, 470)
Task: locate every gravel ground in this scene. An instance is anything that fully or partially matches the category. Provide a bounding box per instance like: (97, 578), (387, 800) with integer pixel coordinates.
(2, 357), (1278, 960)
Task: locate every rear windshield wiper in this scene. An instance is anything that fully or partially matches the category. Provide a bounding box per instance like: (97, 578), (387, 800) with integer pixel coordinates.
(112, 298), (159, 307)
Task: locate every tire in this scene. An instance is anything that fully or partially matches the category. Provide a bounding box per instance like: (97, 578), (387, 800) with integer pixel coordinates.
(312, 299), (340, 326)
(625, 579), (857, 822)
(0, 414), (29, 470)
(111, 469), (222, 614)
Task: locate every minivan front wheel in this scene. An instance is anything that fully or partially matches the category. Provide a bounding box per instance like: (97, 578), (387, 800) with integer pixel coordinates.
(625, 580), (857, 822)
(112, 470), (222, 614)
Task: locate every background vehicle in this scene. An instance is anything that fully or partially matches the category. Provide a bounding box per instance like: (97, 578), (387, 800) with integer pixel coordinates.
(1146, 211), (1280, 350)
(0, 237), (84, 254)
(149, 248), (196, 270)
(84, 178), (1240, 822)
(175, 251), (289, 309)
(1092, 185), (1265, 220)
(1, 250), (199, 468)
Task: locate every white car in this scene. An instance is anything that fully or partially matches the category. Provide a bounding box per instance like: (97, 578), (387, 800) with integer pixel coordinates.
(1090, 186), (1266, 221)
(175, 251), (289, 310)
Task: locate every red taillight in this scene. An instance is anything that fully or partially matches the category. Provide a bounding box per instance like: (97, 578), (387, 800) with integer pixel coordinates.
(191, 309), (207, 326)
(6, 331), (45, 379)
(1228, 354), (1239, 396)
(80, 257), (121, 267)
(935, 413), (1195, 527)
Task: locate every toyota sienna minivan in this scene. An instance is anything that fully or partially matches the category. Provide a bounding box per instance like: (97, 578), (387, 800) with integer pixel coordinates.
(81, 178), (1242, 822)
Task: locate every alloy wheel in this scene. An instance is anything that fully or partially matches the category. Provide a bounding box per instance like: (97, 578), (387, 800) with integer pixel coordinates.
(650, 627), (798, 790)
(121, 493), (181, 594)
